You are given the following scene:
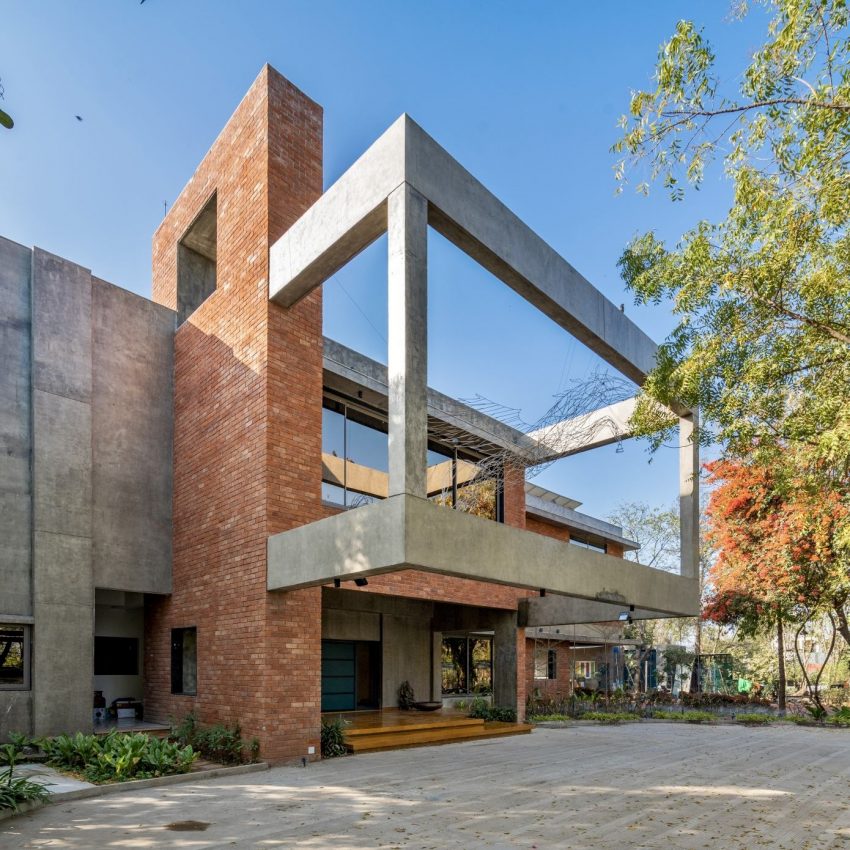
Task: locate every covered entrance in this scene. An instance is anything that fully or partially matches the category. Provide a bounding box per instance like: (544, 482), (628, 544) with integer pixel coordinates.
(321, 639), (381, 712)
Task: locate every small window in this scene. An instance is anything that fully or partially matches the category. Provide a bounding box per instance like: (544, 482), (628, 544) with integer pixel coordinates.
(0, 624), (30, 690)
(171, 627), (197, 695)
(177, 193), (217, 324)
(534, 647), (557, 680)
(569, 535), (607, 554)
(94, 637), (139, 676)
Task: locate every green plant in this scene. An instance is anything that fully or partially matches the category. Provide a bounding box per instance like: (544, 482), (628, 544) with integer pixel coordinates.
(398, 681), (415, 710)
(320, 718), (348, 758)
(454, 699), (468, 711)
(581, 712), (637, 724)
(0, 766), (49, 813)
(736, 713), (773, 725)
(467, 699), (516, 722)
(651, 710), (686, 721)
(806, 703), (828, 722)
(171, 714), (248, 764)
(682, 711), (715, 724)
(39, 732), (100, 771)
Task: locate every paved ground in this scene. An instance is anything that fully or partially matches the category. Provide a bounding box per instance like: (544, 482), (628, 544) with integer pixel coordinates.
(3, 724), (850, 849)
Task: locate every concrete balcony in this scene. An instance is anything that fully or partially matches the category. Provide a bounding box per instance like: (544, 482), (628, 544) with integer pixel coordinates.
(267, 494), (698, 620)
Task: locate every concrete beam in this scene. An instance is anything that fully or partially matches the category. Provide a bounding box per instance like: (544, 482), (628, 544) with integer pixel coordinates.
(267, 494), (699, 617)
(270, 116), (688, 399)
(519, 596), (684, 628)
(527, 397), (638, 461)
(679, 411), (700, 580)
(387, 184), (428, 498)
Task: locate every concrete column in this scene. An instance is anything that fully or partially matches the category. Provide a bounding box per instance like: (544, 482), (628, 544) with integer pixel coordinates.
(679, 411), (700, 580)
(387, 183), (428, 498)
(493, 610), (519, 711)
(30, 248), (95, 736)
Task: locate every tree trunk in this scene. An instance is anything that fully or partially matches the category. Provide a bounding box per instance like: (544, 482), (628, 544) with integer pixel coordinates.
(835, 605), (850, 649)
(776, 616), (786, 711)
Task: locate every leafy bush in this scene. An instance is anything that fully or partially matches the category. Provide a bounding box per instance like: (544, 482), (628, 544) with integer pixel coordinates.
(651, 710), (686, 721)
(320, 717), (348, 758)
(581, 712), (637, 724)
(0, 766), (49, 813)
(468, 699), (517, 723)
(171, 713), (253, 764)
(398, 681), (416, 710)
(40, 731), (196, 784)
(529, 713), (571, 722)
(826, 708), (850, 728)
(736, 713), (773, 725)
(682, 711), (714, 724)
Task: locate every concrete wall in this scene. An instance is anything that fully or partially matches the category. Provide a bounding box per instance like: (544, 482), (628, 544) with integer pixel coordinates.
(92, 278), (174, 593)
(0, 240), (175, 738)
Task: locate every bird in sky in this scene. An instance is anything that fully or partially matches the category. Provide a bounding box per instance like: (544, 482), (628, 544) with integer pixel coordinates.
(75, 115), (83, 122)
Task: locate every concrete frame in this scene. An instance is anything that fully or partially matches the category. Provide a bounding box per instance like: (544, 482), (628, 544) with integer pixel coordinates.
(268, 113), (699, 618)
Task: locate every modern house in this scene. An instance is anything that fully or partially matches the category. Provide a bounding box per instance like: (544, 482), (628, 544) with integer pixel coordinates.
(0, 66), (699, 761)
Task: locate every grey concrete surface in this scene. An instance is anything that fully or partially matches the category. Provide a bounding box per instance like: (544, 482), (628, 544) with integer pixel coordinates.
(92, 278), (174, 594)
(4, 725), (850, 849)
(0, 237), (33, 621)
(387, 183), (428, 499)
(1, 240), (176, 737)
(268, 494), (699, 618)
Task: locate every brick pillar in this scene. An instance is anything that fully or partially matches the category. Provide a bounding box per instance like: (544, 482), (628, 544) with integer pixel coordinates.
(145, 65), (325, 763)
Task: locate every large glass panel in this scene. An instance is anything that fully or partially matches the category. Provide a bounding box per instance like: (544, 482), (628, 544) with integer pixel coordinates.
(470, 637), (492, 694)
(345, 410), (387, 505)
(0, 625), (25, 687)
(441, 637), (468, 694)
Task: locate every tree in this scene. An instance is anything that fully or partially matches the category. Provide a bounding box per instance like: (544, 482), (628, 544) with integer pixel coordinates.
(609, 501), (681, 573)
(702, 452), (850, 706)
(0, 77), (13, 130)
(613, 1), (850, 472)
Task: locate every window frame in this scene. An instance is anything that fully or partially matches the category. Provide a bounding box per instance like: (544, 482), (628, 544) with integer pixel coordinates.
(0, 623), (31, 691)
(171, 626), (198, 696)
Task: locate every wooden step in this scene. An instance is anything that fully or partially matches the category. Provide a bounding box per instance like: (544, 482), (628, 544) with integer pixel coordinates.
(346, 722), (533, 753)
(344, 717), (485, 738)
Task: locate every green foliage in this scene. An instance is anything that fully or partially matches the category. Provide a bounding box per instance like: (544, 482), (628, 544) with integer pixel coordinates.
(682, 711), (716, 723)
(736, 713), (774, 724)
(39, 731), (196, 784)
(171, 713), (251, 764)
(806, 702), (828, 720)
(580, 711), (638, 724)
(529, 714), (571, 723)
(0, 766), (49, 812)
(320, 717), (348, 758)
(467, 699), (517, 722)
(651, 710), (688, 721)
(612, 1), (850, 488)
(827, 706), (850, 726)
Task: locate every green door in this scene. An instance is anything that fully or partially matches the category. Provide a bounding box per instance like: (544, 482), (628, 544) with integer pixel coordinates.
(321, 640), (356, 711)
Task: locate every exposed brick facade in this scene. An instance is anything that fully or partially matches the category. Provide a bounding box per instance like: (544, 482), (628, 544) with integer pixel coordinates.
(143, 65), (629, 760)
(145, 66), (324, 762)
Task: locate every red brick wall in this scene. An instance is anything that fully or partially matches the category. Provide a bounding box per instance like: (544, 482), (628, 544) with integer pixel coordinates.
(145, 66), (324, 763)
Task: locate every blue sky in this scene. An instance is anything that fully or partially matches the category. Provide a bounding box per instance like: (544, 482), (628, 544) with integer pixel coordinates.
(1, 2), (766, 521)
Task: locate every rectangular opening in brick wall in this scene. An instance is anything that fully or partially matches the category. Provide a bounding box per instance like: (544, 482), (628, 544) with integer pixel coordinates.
(177, 192), (217, 324)
(171, 627), (197, 695)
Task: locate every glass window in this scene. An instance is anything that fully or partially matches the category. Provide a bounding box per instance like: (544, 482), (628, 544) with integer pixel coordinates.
(441, 635), (492, 695)
(0, 625), (29, 690)
(569, 536), (607, 554)
(171, 627), (197, 695)
(534, 647), (557, 680)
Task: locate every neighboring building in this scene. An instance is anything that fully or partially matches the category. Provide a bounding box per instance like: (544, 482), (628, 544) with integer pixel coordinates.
(0, 66), (699, 761)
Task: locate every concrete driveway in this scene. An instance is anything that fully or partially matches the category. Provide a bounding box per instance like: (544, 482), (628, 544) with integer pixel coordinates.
(2, 724), (850, 849)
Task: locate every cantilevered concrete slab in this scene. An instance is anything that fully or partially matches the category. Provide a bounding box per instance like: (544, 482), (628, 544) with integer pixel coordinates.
(267, 494), (698, 617)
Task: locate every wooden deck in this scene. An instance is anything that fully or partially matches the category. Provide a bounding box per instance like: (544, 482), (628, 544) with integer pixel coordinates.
(332, 709), (532, 753)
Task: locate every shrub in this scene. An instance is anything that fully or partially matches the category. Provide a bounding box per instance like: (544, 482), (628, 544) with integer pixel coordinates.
(581, 712), (637, 724)
(682, 711), (714, 724)
(398, 681), (415, 710)
(0, 766), (49, 813)
(320, 717), (348, 758)
(468, 700), (516, 723)
(736, 713), (773, 725)
(171, 713), (251, 764)
(39, 731), (196, 784)
(651, 710), (686, 721)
